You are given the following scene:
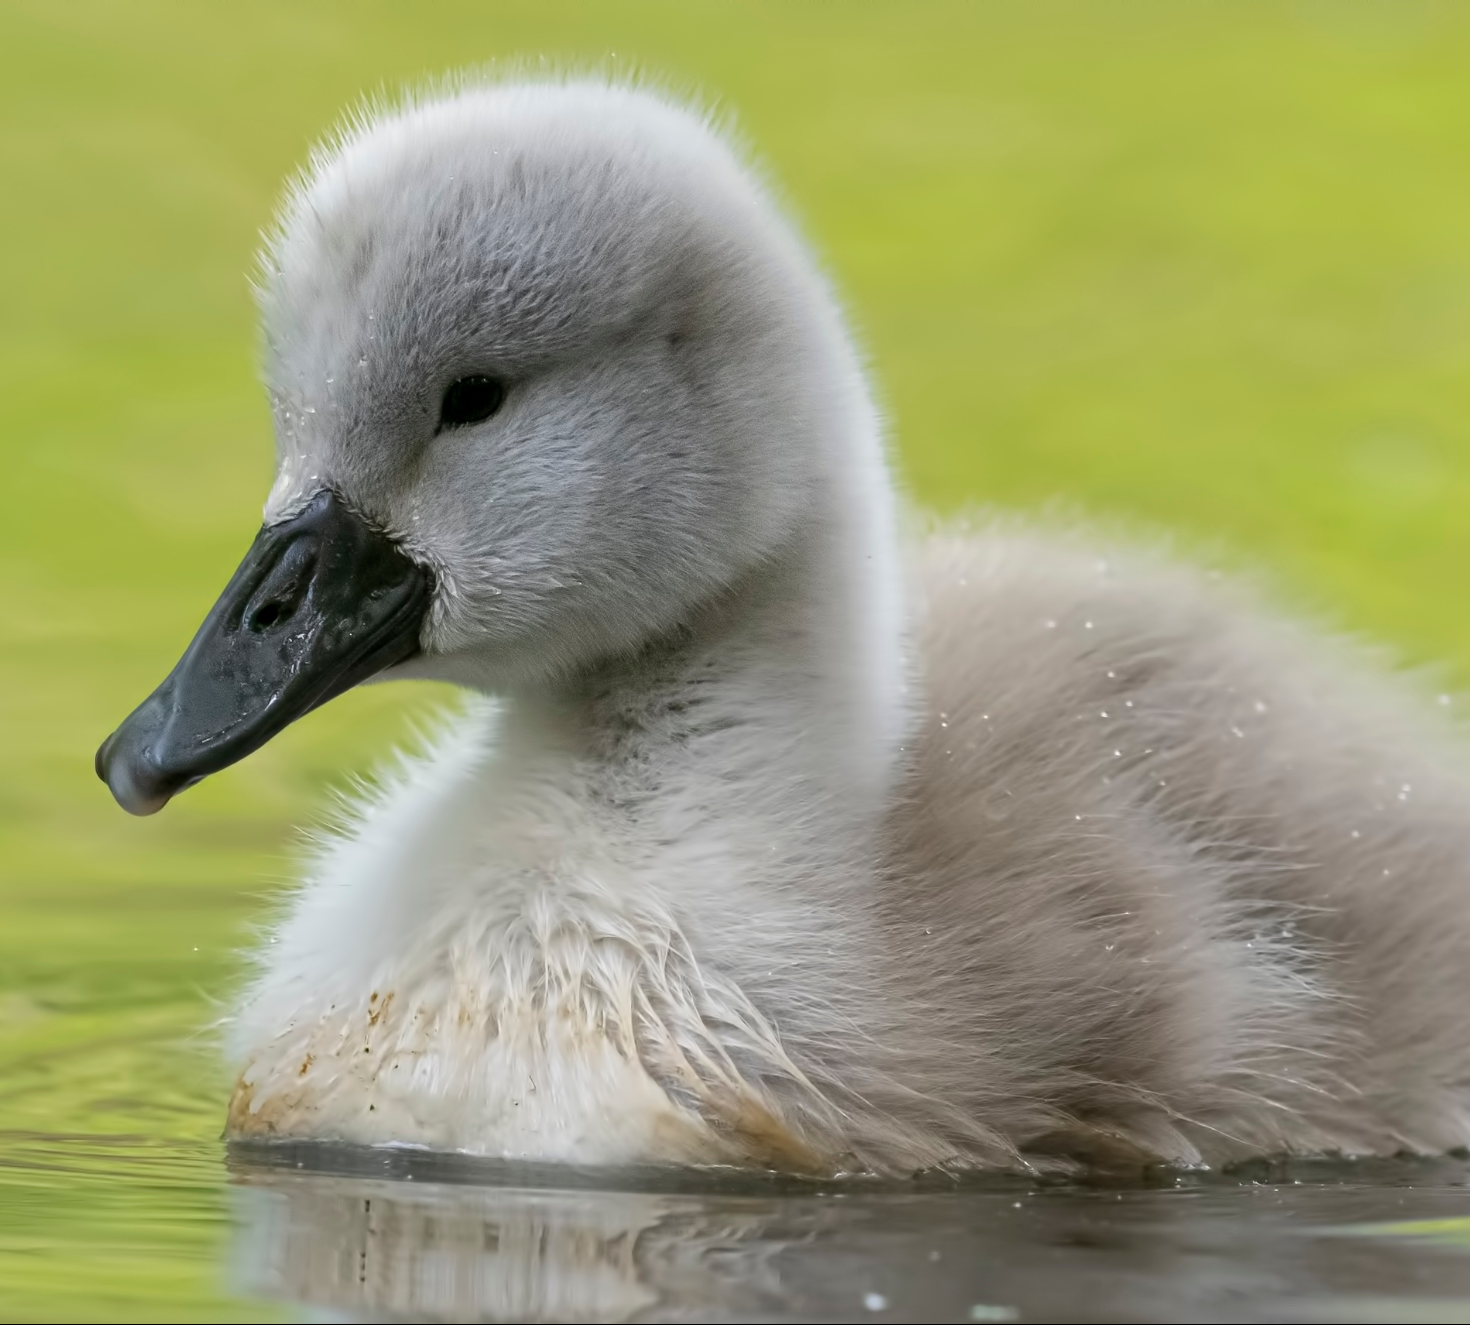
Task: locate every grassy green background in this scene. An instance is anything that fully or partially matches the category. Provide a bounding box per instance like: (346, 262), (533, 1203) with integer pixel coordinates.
(5, 1), (1470, 1317)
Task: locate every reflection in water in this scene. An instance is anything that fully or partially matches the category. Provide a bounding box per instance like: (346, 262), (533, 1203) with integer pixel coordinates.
(233, 1174), (788, 1321)
(231, 1145), (852, 1323)
(230, 1143), (1470, 1324)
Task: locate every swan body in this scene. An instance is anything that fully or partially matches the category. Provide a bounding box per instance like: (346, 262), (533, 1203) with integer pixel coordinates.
(113, 80), (1470, 1175)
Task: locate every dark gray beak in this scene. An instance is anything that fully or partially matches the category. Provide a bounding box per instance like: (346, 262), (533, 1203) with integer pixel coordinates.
(96, 490), (433, 815)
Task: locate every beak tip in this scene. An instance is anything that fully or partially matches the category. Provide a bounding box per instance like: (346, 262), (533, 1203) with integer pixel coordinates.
(118, 789), (170, 817)
(96, 730), (173, 816)
(109, 771), (173, 817)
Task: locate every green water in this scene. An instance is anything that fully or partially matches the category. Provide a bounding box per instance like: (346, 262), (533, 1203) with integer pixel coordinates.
(8, 2), (1470, 1318)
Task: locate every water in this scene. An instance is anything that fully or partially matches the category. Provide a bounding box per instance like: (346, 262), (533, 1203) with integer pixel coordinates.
(10, 1128), (1470, 1323)
(222, 1148), (1470, 1322)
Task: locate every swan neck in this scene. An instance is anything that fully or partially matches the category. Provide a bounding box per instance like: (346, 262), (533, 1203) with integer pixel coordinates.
(505, 507), (907, 834)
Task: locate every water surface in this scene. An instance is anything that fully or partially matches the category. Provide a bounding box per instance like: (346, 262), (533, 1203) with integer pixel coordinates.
(11, 1125), (1470, 1323)
(223, 1146), (1470, 1323)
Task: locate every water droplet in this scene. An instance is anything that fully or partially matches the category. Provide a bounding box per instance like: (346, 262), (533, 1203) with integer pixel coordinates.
(965, 1306), (1017, 1325)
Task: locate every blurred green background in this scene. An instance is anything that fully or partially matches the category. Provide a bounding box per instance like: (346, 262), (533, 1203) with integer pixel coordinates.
(5, 0), (1470, 1317)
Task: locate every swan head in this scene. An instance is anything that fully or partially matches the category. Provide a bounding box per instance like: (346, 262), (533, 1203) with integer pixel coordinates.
(97, 79), (870, 814)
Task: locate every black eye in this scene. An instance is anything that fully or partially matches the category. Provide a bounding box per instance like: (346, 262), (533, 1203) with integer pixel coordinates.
(438, 375), (506, 431)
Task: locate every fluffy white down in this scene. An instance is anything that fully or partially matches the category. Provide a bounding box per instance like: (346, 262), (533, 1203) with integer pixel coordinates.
(230, 78), (1470, 1176)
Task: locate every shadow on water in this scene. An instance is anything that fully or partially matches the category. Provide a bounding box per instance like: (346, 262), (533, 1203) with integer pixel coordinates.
(228, 1141), (1470, 1324)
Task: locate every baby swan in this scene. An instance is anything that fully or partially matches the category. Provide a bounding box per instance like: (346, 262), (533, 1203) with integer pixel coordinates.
(100, 80), (1470, 1176)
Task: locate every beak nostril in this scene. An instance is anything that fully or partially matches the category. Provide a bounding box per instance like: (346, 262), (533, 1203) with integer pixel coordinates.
(244, 538), (316, 633)
(249, 601), (286, 631)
